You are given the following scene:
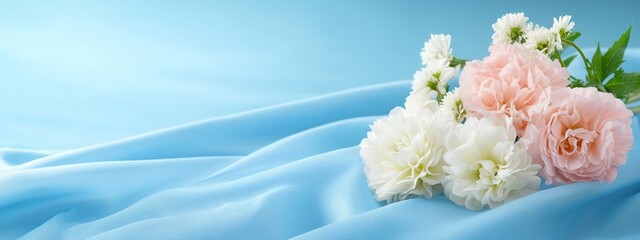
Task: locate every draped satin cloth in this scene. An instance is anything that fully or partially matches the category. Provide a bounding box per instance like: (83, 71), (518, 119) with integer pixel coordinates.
(3, 79), (640, 238)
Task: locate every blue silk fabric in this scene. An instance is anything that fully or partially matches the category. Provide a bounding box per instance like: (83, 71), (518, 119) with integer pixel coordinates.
(1, 76), (640, 239)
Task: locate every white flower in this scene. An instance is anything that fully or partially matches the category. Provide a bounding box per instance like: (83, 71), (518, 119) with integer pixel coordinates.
(524, 25), (560, 54)
(439, 88), (465, 123)
(492, 13), (530, 44)
(360, 107), (452, 202)
(404, 88), (438, 117)
(412, 60), (457, 94)
(421, 34), (453, 66)
(442, 116), (541, 210)
(551, 15), (575, 39)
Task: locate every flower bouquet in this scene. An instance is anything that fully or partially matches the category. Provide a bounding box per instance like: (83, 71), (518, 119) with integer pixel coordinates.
(360, 13), (639, 210)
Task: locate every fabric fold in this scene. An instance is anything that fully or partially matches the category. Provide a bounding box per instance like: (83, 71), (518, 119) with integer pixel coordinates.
(1, 79), (640, 239)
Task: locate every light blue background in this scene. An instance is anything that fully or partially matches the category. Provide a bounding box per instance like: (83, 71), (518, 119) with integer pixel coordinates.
(1, 0), (639, 149)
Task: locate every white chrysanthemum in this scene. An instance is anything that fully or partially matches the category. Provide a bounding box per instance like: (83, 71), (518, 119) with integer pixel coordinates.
(551, 15), (575, 39)
(442, 116), (542, 210)
(360, 107), (452, 202)
(492, 13), (530, 44)
(412, 60), (456, 94)
(405, 88), (438, 117)
(524, 25), (560, 54)
(421, 34), (453, 66)
(439, 88), (466, 123)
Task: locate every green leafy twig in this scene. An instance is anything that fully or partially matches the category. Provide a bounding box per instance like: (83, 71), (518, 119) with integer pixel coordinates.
(560, 26), (640, 103)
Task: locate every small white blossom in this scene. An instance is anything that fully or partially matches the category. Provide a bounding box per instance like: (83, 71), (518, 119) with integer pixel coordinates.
(551, 15), (575, 39)
(439, 88), (465, 123)
(442, 116), (542, 210)
(360, 107), (453, 202)
(492, 13), (530, 44)
(524, 25), (560, 54)
(412, 60), (457, 95)
(405, 88), (439, 117)
(421, 34), (454, 66)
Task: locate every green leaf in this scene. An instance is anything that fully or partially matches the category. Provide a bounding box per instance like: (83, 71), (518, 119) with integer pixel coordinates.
(566, 32), (581, 42)
(563, 55), (577, 66)
(569, 77), (585, 88)
(427, 80), (439, 91)
(591, 43), (604, 84)
(601, 26), (632, 80)
(561, 32), (581, 50)
(604, 71), (640, 100)
(450, 57), (468, 68)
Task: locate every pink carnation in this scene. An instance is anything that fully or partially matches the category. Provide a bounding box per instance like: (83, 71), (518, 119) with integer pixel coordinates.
(458, 44), (569, 135)
(524, 87), (634, 184)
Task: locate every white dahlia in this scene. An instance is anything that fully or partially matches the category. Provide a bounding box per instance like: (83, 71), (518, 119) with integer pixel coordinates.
(421, 34), (454, 67)
(439, 88), (465, 123)
(492, 12), (530, 44)
(360, 107), (452, 202)
(404, 88), (439, 117)
(525, 25), (561, 54)
(442, 116), (541, 210)
(551, 15), (575, 39)
(411, 60), (456, 94)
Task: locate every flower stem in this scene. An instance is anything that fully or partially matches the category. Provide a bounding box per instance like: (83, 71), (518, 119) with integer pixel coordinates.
(562, 39), (595, 84)
(624, 89), (640, 112)
(562, 40), (590, 68)
(554, 50), (566, 67)
(626, 101), (640, 114)
(627, 89), (640, 102)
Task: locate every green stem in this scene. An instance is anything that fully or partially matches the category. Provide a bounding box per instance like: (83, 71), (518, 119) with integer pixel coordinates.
(627, 89), (640, 103)
(554, 50), (566, 67)
(562, 40), (591, 68)
(436, 92), (444, 103)
(569, 75), (582, 81)
(624, 89), (640, 112)
(625, 94), (640, 113)
(562, 39), (595, 84)
(628, 106), (640, 114)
